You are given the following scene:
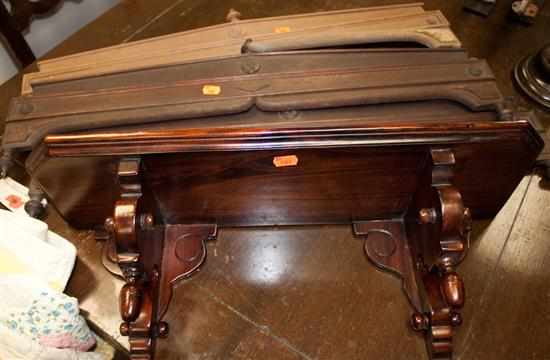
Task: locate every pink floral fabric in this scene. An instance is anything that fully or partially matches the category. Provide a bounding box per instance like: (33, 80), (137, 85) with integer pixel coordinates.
(4, 289), (96, 351)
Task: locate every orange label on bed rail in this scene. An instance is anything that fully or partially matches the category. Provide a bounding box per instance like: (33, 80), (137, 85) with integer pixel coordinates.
(273, 155), (298, 167)
(202, 85), (221, 95)
(274, 26), (291, 33)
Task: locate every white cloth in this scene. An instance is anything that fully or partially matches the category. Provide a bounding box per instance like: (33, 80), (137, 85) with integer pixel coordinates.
(0, 208), (76, 291)
(0, 177), (31, 215)
(0, 178), (99, 359)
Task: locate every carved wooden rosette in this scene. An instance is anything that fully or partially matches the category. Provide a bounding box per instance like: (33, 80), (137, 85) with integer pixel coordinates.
(353, 148), (470, 360)
(106, 157), (216, 359)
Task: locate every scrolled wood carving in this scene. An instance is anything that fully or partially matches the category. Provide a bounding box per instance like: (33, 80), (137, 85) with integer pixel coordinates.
(102, 157), (216, 359)
(411, 148), (471, 359)
(353, 148), (471, 359)
(105, 157), (156, 359)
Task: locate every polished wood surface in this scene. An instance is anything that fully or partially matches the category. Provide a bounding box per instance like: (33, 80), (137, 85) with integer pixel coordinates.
(25, 91), (540, 359)
(1, 1), (550, 359)
(30, 119), (540, 229)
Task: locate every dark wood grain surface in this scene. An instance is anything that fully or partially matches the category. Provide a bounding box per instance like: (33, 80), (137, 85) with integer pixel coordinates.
(2, 1), (550, 360)
(33, 123), (540, 228)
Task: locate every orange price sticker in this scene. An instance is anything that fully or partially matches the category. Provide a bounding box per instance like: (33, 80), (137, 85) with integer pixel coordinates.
(274, 26), (291, 33)
(202, 85), (221, 96)
(273, 155), (299, 167)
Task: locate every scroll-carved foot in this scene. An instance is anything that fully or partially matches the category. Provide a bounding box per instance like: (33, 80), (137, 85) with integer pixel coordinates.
(354, 148), (471, 360)
(410, 268), (465, 359)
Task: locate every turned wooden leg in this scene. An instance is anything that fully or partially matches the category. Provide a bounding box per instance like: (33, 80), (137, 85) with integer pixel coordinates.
(354, 148), (471, 360)
(0, 150), (13, 178)
(24, 178), (46, 218)
(104, 157), (216, 359)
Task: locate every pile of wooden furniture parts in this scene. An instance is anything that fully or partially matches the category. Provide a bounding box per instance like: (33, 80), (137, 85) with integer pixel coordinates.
(0, 3), (543, 359)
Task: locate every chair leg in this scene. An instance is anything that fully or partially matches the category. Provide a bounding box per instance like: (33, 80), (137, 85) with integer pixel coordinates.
(0, 2), (35, 68)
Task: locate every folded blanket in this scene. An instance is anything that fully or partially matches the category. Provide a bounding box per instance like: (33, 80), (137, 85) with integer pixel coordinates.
(0, 207), (75, 291)
(0, 178), (99, 359)
(0, 277), (96, 352)
(0, 322), (101, 360)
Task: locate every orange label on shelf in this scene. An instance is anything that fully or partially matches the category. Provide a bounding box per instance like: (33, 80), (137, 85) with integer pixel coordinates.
(202, 85), (221, 95)
(273, 155), (299, 167)
(274, 26), (291, 33)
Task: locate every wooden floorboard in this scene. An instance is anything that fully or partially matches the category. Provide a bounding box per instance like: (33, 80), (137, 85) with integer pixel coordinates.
(459, 175), (550, 360)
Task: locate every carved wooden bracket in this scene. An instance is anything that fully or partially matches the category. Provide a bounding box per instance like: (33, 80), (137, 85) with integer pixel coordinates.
(104, 157), (216, 359)
(102, 148), (473, 359)
(354, 148), (471, 360)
